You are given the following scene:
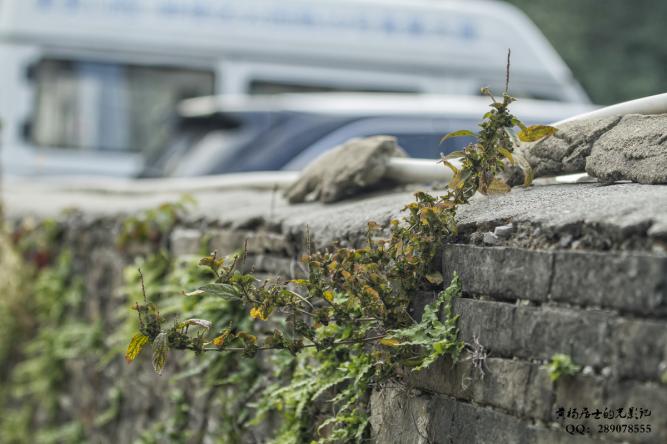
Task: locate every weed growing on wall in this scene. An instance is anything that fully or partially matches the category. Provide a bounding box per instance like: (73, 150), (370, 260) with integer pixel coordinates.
(0, 218), (95, 443)
(126, 66), (556, 442)
(547, 353), (582, 382)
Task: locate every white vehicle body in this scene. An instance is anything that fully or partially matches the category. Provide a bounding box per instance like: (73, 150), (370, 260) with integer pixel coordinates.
(0, 0), (589, 177)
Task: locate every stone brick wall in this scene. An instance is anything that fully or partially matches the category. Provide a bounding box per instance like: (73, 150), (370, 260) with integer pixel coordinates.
(4, 181), (667, 443)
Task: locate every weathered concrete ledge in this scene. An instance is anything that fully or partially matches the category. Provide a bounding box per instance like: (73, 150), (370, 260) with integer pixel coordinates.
(4, 179), (667, 443)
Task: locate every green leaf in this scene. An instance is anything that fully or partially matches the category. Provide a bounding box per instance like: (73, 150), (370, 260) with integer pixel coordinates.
(517, 125), (557, 142)
(179, 318), (213, 330)
(439, 130), (476, 144)
(440, 159), (460, 175)
(442, 150), (466, 160)
(547, 353), (581, 382)
(514, 153), (534, 187)
(124, 333), (149, 363)
(197, 283), (242, 300)
(152, 332), (169, 375)
(511, 117), (528, 132)
(497, 147), (515, 165)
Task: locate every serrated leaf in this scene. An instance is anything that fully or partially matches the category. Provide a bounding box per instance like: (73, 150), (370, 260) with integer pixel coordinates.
(181, 318), (212, 330)
(197, 283), (241, 300)
(517, 125), (557, 142)
(425, 271), (444, 285)
(440, 130), (475, 144)
(152, 332), (169, 375)
(124, 333), (149, 363)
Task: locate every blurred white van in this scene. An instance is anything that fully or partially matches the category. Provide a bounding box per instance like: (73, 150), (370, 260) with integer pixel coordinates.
(0, 0), (589, 177)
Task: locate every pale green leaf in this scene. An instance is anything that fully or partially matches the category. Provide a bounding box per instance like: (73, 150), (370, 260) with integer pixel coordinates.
(440, 130), (476, 144)
(442, 150), (466, 160)
(152, 332), (169, 375)
(425, 271), (444, 285)
(197, 283), (242, 300)
(497, 146), (515, 165)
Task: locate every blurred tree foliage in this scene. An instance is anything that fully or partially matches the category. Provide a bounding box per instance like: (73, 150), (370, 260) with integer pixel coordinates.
(506, 0), (667, 104)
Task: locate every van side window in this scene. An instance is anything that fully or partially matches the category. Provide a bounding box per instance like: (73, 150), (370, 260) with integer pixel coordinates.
(32, 59), (214, 155)
(249, 80), (417, 95)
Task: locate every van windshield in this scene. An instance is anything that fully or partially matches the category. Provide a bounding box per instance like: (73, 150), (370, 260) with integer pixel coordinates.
(32, 59), (215, 156)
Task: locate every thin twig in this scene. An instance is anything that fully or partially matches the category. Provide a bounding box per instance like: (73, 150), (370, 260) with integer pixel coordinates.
(202, 334), (387, 353)
(505, 48), (511, 94)
(138, 268), (147, 303)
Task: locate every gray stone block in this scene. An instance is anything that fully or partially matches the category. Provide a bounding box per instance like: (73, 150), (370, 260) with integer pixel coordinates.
(443, 245), (553, 302)
(512, 305), (614, 367)
(452, 298), (517, 356)
(613, 318), (667, 380)
(406, 354), (554, 421)
(443, 245), (667, 315)
(370, 387), (598, 444)
(453, 298), (616, 368)
(550, 251), (667, 316)
(170, 228), (203, 256)
(586, 114), (667, 184)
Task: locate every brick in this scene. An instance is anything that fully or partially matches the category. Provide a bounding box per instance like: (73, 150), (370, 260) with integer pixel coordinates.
(452, 299), (615, 368)
(371, 387), (598, 444)
(612, 318), (667, 380)
(242, 254), (305, 279)
(443, 245), (553, 302)
(550, 251), (667, 316)
(442, 244), (667, 316)
(512, 305), (614, 367)
(170, 228), (203, 256)
(605, 382), (667, 444)
(406, 355), (554, 421)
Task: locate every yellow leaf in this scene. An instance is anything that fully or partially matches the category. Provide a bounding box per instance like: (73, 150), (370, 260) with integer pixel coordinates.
(379, 338), (401, 347)
(212, 330), (231, 348)
(323, 290), (334, 302)
(237, 332), (257, 345)
(125, 333), (149, 363)
(363, 285), (380, 301)
(517, 125), (557, 142)
(425, 271), (444, 285)
(250, 306), (268, 321)
(487, 178), (511, 194)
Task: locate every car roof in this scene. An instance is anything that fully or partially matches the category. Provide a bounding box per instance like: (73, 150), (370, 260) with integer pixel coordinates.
(179, 93), (597, 124)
